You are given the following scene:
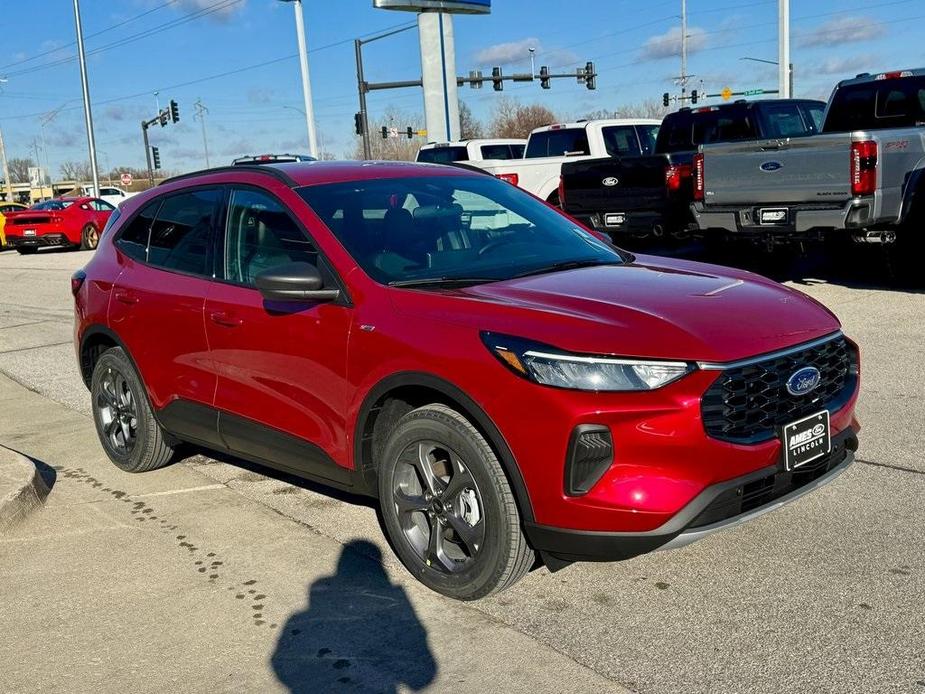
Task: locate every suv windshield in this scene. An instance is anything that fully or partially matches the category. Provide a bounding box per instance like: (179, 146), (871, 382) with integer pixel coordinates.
(298, 175), (623, 286)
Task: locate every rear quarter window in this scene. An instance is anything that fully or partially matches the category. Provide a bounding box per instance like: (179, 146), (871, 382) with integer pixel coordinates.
(116, 200), (159, 262)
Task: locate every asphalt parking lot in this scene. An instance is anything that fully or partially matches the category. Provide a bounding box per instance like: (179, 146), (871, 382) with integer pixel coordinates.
(1, 245), (923, 694)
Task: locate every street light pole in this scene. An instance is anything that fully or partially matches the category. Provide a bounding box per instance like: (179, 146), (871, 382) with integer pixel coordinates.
(72, 0), (100, 197)
(283, 105), (325, 159)
(740, 56), (793, 96)
(778, 0), (790, 98)
(280, 0), (318, 158)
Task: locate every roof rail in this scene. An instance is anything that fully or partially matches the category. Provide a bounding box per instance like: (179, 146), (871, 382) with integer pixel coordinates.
(159, 165), (298, 187)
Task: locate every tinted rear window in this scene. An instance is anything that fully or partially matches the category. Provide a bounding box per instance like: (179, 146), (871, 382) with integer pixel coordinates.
(601, 126), (640, 157)
(758, 103), (810, 138)
(116, 200), (159, 262)
(656, 106), (756, 152)
(824, 76), (925, 132)
(525, 129), (589, 158)
(147, 189), (219, 276)
(478, 144), (523, 160)
(416, 146), (469, 163)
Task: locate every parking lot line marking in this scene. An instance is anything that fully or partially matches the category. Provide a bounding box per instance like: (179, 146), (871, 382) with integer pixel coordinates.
(0, 340), (72, 355)
(133, 484), (227, 499)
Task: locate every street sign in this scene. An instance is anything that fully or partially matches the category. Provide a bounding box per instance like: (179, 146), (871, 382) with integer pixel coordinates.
(721, 86), (733, 101)
(373, 0), (490, 13)
(120, 173), (133, 186)
(389, 127), (399, 138)
(744, 88), (764, 96)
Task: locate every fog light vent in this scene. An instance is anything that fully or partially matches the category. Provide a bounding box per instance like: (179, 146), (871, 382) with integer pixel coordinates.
(565, 425), (614, 496)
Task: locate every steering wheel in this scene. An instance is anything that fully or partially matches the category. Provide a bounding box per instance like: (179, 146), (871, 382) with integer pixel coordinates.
(478, 238), (519, 257)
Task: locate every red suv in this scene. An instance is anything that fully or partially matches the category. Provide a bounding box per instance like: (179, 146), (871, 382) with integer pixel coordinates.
(73, 162), (860, 600)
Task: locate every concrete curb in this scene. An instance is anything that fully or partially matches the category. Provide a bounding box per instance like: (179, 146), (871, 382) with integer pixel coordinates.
(0, 445), (48, 532)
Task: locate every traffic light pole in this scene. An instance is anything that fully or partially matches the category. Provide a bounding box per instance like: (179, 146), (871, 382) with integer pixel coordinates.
(355, 39), (371, 160)
(141, 121), (154, 185)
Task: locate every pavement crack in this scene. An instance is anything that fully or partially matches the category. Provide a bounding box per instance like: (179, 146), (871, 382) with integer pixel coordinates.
(857, 457), (925, 476)
(0, 340), (72, 355)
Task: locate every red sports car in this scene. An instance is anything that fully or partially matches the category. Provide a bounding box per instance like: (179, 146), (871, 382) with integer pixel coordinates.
(4, 196), (116, 254)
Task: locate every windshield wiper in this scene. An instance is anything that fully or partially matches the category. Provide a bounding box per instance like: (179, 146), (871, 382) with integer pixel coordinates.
(388, 276), (499, 288)
(512, 259), (622, 279)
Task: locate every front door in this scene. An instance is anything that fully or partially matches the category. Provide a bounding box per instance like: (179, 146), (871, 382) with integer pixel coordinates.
(204, 186), (353, 481)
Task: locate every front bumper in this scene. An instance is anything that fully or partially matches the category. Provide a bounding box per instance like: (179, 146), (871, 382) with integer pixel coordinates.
(526, 427), (858, 562)
(691, 197), (877, 236)
(6, 233), (72, 248)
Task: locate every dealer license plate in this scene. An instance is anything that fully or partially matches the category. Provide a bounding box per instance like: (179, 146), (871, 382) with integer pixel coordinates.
(603, 213), (625, 226)
(24, 229), (36, 236)
(759, 208), (788, 225)
(782, 410), (831, 471)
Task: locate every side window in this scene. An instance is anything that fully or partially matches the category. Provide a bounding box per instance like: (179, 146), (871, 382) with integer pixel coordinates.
(803, 103), (825, 132)
(93, 200), (115, 212)
(100, 188), (118, 197)
(223, 188), (318, 286)
(148, 189), (219, 276)
(116, 200), (159, 262)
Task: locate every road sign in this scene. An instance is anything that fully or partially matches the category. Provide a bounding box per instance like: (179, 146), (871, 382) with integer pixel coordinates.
(744, 88), (764, 96)
(721, 86), (733, 101)
(389, 127), (399, 138)
(120, 173), (133, 186)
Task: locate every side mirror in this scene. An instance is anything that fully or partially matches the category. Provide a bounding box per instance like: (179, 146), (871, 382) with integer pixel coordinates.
(254, 262), (340, 303)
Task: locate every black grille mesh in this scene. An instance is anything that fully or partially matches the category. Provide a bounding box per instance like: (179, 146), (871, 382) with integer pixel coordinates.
(701, 335), (856, 444)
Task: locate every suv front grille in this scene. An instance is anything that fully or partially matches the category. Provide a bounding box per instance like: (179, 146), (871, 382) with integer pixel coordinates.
(701, 335), (857, 444)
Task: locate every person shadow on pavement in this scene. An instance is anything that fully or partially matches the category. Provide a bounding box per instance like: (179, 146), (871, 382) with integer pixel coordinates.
(271, 540), (437, 693)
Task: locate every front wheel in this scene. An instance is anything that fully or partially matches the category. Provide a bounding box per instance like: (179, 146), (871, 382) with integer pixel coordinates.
(91, 346), (175, 473)
(378, 404), (533, 600)
(80, 224), (100, 251)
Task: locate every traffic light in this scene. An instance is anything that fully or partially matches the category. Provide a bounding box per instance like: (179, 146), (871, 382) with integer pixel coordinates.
(492, 66), (503, 92)
(406, 127), (413, 139)
(690, 89), (699, 105)
(158, 111), (169, 127)
(540, 66), (550, 90)
(354, 112), (364, 136)
(151, 146), (161, 170)
(381, 126), (388, 139)
(663, 92), (670, 107)
(469, 70), (483, 89)
(585, 62), (596, 90)
(169, 99), (179, 123)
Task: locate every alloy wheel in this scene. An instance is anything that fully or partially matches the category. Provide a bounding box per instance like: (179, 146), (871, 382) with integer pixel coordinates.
(96, 366), (138, 454)
(392, 440), (486, 573)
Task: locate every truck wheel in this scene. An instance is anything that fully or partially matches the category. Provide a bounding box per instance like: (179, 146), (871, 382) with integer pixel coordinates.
(378, 404), (533, 600)
(80, 224), (100, 251)
(547, 192), (562, 209)
(91, 347), (175, 473)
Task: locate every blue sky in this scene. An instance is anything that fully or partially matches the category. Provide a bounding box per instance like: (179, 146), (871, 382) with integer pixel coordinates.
(1, 0), (922, 175)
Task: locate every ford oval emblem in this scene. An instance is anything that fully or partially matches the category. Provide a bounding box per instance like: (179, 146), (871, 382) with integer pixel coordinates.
(786, 366), (821, 397)
(602, 177), (619, 187)
(760, 161), (783, 172)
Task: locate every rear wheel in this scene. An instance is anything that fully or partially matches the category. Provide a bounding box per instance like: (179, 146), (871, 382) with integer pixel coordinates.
(80, 224), (99, 251)
(378, 404), (533, 600)
(91, 347), (174, 473)
(15, 247), (37, 255)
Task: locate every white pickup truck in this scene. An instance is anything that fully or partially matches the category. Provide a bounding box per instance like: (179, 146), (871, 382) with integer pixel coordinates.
(468, 119), (661, 204)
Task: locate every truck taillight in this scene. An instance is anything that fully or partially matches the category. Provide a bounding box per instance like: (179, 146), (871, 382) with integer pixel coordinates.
(665, 163), (691, 192)
(496, 173), (519, 186)
(558, 175), (566, 207)
(692, 153), (705, 201)
(850, 140), (877, 196)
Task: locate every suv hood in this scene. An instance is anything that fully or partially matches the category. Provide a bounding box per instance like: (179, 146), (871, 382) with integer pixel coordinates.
(397, 256), (841, 363)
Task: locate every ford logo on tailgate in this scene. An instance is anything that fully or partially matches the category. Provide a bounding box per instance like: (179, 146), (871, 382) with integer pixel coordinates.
(760, 161), (783, 172)
(786, 366), (821, 396)
(602, 177), (619, 187)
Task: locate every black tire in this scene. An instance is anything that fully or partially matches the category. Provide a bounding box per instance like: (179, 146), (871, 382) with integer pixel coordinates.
(90, 346), (174, 473)
(378, 404), (533, 600)
(546, 191), (562, 209)
(80, 224), (100, 251)
(16, 247), (37, 255)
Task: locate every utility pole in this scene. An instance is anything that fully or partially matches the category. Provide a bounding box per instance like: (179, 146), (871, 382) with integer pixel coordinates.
(778, 0), (791, 98)
(0, 125), (13, 204)
(31, 139), (45, 200)
(279, 0), (318, 158)
(40, 105), (64, 198)
(680, 0), (688, 100)
(194, 98), (210, 168)
(72, 0), (100, 197)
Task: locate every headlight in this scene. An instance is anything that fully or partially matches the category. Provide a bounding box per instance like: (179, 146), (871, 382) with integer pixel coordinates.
(481, 332), (693, 392)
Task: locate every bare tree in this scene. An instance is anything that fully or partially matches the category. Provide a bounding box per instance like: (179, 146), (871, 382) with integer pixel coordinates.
(8, 157), (36, 183)
(60, 160), (92, 181)
(581, 108), (617, 120)
(614, 98), (669, 119)
(489, 97), (558, 139)
(351, 106), (425, 161)
(458, 100), (484, 140)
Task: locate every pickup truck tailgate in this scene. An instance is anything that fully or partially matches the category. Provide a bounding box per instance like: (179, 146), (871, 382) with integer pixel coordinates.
(703, 133), (853, 205)
(561, 156), (669, 218)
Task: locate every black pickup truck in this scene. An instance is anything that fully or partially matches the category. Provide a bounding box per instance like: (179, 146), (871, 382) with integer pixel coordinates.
(560, 99), (824, 239)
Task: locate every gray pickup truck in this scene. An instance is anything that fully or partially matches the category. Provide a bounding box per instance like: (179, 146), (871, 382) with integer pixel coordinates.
(691, 69), (925, 251)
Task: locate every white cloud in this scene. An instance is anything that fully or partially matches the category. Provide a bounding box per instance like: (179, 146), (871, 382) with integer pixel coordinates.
(168, 0), (246, 22)
(639, 26), (707, 61)
(798, 17), (886, 48)
(811, 54), (879, 76)
(475, 38), (541, 65)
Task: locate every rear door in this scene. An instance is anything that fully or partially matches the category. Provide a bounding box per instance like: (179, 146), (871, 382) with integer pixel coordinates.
(203, 185), (353, 482)
(108, 190), (220, 442)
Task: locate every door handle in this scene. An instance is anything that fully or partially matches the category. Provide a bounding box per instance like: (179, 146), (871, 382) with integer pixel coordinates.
(209, 311), (243, 328)
(114, 290), (139, 305)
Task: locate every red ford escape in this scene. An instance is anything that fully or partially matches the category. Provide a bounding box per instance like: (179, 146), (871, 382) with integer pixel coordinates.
(72, 162), (860, 600)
